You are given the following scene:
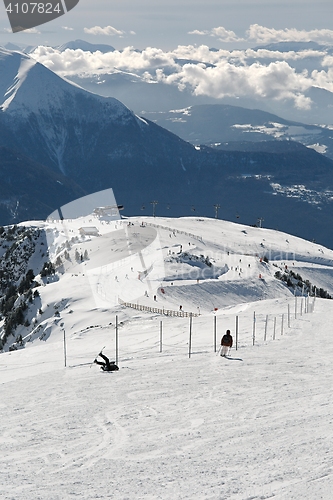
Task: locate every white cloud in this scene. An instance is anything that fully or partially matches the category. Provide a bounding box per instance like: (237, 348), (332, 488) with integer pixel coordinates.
(22, 27), (41, 34)
(246, 48), (327, 61)
(31, 46), (179, 74)
(188, 30), (207, 36)
(322, 55), (333, 67)
(84, 25), (124, 36)
(310, 68), (333, 93)
(188, 26), (244, 43)
(247, 24), (333, 44)
(211, 27), (243, 43)
(62, 26), (74, 31)
(30, 36), (333, 111)
(156, 59), (312, 109)
(4, 27), (40, 34)
(189, 24), (333, 45)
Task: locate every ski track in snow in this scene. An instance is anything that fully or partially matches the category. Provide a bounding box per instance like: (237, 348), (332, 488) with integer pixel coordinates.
(1, 216), (333, 499)
(1, 301), (333, 499)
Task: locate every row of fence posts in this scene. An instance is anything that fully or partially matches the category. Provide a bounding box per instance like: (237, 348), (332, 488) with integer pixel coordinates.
(120, 300), (197, 318)
(213, 313), (239, 353)
(115, 294), (315, 361)
(62, 294), (316, 366)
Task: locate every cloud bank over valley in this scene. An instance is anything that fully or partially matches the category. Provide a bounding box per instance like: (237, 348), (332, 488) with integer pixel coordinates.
(30, 27), (333, 113)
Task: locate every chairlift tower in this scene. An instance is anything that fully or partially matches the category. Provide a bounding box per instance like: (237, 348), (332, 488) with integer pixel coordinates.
(257, 217), (264, 228)
(151, 200), (158, 217)
(214, 204), (221, 219)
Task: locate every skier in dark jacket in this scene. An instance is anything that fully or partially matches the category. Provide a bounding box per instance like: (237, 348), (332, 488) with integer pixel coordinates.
(94, 352), (119, 371)
(220, 330), (233, 357)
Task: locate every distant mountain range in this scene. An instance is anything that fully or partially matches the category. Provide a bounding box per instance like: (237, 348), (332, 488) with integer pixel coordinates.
(142, 105), (333, 160)
(4, 40), (333, 125)
(52, 40), (333, 126)
(2, 39), (115, 54)
(56, 39), (115, 53)
(1, 47), (333, 248)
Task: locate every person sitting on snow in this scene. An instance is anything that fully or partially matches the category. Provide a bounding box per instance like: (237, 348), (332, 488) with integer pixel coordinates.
(220, 330), (233, 357)
(94, 352), (119, 371)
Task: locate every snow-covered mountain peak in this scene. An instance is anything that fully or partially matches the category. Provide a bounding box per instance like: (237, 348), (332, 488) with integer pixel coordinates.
(0, 47), (134, 121)
(0, 47), (35, 107)
(1, 55), (37, 111)
(0, 48), (151, 176)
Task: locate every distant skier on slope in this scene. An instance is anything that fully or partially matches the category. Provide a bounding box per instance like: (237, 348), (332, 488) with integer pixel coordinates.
(220, 330), (233, 357)
(94, 352), (119, 371)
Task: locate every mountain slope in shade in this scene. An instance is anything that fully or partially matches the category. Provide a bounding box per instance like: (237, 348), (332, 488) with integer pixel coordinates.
(0, 146), (86, 223)
(143, 104), (333, 160)
(0, 47), (148, 176)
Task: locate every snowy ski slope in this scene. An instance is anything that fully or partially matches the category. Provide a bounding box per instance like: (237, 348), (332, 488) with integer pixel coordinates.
(1, 216), (333, 499)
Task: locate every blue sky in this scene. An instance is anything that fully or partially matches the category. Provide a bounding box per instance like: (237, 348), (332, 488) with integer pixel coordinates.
(0, 0), (332, 49)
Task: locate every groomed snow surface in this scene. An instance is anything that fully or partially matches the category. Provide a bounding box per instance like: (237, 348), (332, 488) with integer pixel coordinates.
(1, 216), (333, 499)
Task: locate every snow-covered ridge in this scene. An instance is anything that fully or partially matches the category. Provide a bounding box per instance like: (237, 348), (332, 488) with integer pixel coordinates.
(1, 215), (333, 354)
(231, 121), (322, 140)
(0, 55), (36, 111)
